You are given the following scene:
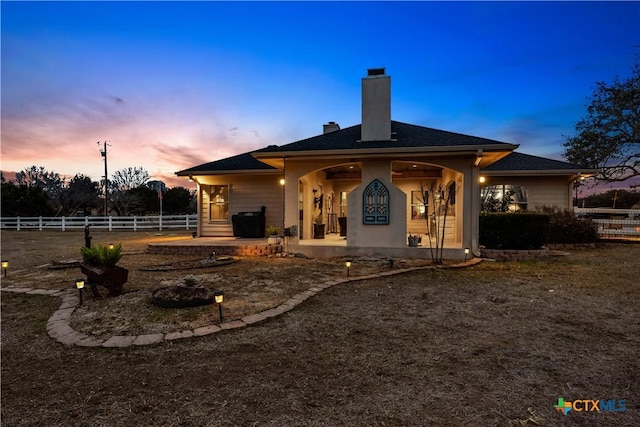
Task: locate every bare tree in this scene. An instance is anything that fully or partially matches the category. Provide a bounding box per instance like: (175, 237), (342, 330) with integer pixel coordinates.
(417, 182), (456, 264)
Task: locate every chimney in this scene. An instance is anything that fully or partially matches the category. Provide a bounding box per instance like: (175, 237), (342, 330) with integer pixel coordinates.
(361, 68), (391, 141)
(323, 121), (340, 134)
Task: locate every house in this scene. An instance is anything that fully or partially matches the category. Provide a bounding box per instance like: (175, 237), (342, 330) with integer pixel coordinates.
(177, 68), (591, 259)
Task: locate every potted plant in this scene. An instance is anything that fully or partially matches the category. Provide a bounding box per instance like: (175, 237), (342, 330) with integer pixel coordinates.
(266, 225), (281, 245)
(79, 243), (128, 296)
(313, 214), (325, 239)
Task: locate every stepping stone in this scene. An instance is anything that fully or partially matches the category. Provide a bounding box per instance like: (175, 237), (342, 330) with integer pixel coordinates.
(193, 325), (222, 336)
(102, 336), (136, 348)
(48, 308), (75, 322)
(133, 334), (165, 346)
(165, 330), (194, 341)
(241, 313), (266, 325)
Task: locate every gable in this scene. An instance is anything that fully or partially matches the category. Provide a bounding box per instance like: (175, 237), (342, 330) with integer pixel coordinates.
(176, 151), (277, 176)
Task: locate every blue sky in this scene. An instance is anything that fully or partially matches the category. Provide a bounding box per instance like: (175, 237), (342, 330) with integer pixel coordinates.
(2, 1), (638, 187)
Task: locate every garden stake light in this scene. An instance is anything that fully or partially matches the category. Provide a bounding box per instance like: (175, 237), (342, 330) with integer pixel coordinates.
(75, 278), (85, 306)
(108, 243), (114, 250)
(214, 290), (225, 324)
(1, 260), (8, 278)
(464, 248), (470, 262)
(345, 260), (352, 277)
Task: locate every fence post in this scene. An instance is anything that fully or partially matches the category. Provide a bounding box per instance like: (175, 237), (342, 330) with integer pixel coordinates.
(185, 214), (189, 230)
(159, 215), (163, 232)
(85, 216), (89, 226)
(134, 216), (137, 232)
(17, 216), (21, 231)
(109, 216), (113, 231)
(39, 216), (43, 231)
(62, 216), (66, 232)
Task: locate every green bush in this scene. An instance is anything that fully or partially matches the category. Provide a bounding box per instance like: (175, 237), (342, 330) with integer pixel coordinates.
(538, 206), (598, 244)
(479, 213), (549, 249)
(265, 226), (280, 236)
(80, 243), (123, 267)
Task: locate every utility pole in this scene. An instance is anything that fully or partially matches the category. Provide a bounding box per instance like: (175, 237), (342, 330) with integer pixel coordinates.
(98, 141), (111, 216)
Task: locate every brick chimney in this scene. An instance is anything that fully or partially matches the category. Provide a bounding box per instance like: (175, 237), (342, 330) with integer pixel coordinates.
(323, 121), (340, 134)
(361, 68), (391, 141)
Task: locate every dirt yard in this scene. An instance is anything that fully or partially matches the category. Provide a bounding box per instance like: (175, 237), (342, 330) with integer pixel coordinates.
(1, 230), (638, 426)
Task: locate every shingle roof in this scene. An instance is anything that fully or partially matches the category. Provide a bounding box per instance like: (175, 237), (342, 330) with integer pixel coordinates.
(176, 151), (277, 175)
(482, 152), (582, 172)
(254, 120), (515, 153)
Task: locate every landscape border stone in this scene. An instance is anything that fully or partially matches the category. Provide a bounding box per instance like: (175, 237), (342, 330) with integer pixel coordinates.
(1, 257), (483, 348)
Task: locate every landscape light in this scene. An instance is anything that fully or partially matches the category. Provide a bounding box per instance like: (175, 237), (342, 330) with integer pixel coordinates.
(75, 278), (85, 306)
(213, 290), (225, 323)
(1, 260), (8, 278)
(345, 260), (352, 277)
(108, 243), (114, 250)
(464, 248), (470, 262)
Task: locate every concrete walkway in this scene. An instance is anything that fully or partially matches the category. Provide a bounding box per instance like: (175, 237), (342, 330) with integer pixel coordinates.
(1, 258), (482, 348)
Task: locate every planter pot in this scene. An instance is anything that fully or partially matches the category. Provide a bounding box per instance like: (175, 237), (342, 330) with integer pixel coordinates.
(408, 236), (420, 247)
(267, 235), (281, 245)
(80, 263), (129, 296)
(338, 216), (347, 237)
(313, 224), (326, 239)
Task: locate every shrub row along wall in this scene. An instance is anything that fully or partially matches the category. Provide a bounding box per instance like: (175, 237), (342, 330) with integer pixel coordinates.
(147, 244), (283, 257)
(479, 213), (549, 250)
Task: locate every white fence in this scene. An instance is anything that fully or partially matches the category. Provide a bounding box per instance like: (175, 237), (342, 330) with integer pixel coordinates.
(0, 215), (197, 231)
(574, 208), (640, 238)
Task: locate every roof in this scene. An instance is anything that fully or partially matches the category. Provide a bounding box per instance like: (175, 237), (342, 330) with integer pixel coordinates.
(254, 121), (516, 154)
(176, 151), (278, 176)
(482, 152), (585, 173)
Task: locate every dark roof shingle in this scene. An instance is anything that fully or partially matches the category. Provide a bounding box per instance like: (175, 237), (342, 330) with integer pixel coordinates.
(176, 151), (277, 175)
(482, 152), (582, 172)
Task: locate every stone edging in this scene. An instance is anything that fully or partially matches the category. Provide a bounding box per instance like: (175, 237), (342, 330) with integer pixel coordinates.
(1, 258), (482, 348)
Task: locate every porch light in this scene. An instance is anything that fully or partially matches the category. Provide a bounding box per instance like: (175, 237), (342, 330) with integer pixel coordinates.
(345, 260), (352, 277)
(2, 260), (8, 278)
(75, 278), (85, 306)
(464, 248), (470, 262)
(213, 290), (225, 323)
(279, 178), (285, 186)
(479, 176), (486, 184)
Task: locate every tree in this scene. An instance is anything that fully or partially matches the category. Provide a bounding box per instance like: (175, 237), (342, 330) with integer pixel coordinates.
(110, 167), (150, 215)
(15, 165), (65, 199)
(1, 181), (54, 217)
(163, 187), (195, 214)
(58, 175), (101, 216)
(564, 59), (640, 182)
(111, 167), (150, 192)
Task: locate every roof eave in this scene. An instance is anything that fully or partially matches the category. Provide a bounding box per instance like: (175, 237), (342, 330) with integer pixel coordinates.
(176, 169), (281, 177)
(483, 168), (598, 177)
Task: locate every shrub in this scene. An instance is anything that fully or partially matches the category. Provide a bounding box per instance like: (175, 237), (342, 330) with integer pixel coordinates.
(538, 206), (598, 244)
(480, 213), (549, 249)
(80, 243), (123, 267)
(265, 226), (280, 236)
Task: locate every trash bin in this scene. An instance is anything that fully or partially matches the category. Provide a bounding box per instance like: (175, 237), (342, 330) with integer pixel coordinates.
(232, 206), (266, 238)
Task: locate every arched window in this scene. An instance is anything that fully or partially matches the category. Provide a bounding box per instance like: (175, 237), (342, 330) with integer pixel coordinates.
(363, 179), (389, 224)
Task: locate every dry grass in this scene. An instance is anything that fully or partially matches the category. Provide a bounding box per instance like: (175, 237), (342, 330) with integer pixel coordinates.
(1, 230), (639, 426)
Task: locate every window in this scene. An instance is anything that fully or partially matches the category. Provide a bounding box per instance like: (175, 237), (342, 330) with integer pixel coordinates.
(209, 185), (229, 221)
(339, 191), (348, 217)
(481, 185), (528, 212)
(411, 190), (427, 219)
(363, 179), (389, 224)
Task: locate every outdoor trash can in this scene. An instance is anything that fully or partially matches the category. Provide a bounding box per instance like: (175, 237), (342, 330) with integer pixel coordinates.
(232, 206), (266, 238)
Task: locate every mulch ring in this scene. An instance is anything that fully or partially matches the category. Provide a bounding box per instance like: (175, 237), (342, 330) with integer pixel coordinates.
(139, 255), (236, 271)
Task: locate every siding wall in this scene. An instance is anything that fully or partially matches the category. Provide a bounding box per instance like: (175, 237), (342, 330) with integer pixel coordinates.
(197, 174), (284, 237)
(482, 175), (572, 210)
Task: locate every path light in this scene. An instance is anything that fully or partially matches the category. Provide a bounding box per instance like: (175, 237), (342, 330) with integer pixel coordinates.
(214, 290), (225, 324)
(108, 243), (114, 250)
(345, 260), (352, 277)
(1, 260), (8, 278)
(75, 278), (85, 306)
(464, 248), (470, 262)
